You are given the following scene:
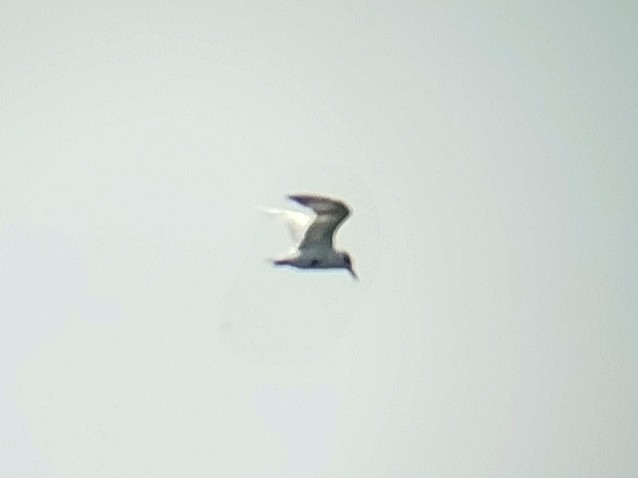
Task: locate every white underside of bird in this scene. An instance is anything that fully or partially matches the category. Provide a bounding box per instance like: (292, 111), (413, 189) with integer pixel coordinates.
(262, 194), (358, 279)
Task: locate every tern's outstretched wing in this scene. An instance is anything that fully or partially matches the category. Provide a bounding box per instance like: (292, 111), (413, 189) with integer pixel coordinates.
(261, 207), (311, 245)
(288, 194), (351, 250)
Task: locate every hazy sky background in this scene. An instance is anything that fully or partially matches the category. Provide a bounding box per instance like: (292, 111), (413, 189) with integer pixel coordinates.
(1, 1), (637, 476)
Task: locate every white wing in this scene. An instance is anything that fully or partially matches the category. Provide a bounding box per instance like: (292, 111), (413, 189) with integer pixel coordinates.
(287, 194), (351, 251)
(261, 207), (312, 246)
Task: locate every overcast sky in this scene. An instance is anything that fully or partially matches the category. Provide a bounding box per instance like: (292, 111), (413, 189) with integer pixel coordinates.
(1, 1), (637, 477)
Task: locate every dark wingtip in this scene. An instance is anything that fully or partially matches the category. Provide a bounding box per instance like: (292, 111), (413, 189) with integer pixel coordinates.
(288, 192), (348, 205)
(287, 193), (352, 218)
(287, 193), (309, 203)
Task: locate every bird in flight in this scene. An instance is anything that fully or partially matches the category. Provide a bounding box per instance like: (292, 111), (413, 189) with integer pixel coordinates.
(264, 194), (358, 280)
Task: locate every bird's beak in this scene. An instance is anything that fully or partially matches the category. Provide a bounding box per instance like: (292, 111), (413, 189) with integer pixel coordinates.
(348, 266), (359, 281)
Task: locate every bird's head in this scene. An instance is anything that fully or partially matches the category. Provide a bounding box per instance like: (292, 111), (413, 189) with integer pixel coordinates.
(341, 252), (358, 281)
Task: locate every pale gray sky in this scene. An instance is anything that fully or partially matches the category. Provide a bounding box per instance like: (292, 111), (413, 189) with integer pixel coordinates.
(1, 1), (637, 477)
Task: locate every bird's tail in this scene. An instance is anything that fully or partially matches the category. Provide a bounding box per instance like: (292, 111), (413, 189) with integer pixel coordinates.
(272, 257), (293, 266)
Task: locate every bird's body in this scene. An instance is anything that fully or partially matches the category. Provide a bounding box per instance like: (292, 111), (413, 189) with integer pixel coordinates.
(264, 194), (358, 279)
